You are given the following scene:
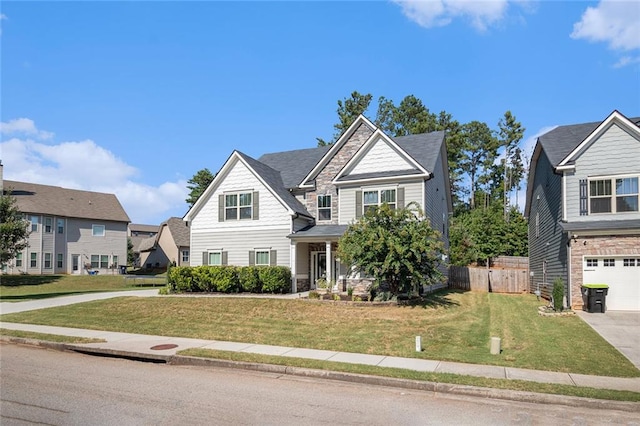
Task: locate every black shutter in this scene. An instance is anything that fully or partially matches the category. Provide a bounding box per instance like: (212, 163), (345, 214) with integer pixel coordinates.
(355, 190), (362, 219)
(219, 195), (225, 222)
(579, 179), (588, 216)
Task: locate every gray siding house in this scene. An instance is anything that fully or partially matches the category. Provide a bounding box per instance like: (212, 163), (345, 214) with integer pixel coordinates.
(2, 169), (130, 275)
(184, 115), (453, 292)
(525, 111), (640, 311)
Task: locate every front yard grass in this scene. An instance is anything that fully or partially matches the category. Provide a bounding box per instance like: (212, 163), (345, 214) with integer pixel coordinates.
(1, 290), (638, 378)
(0, 328), (105, 343)
(0, 274), (165, 301)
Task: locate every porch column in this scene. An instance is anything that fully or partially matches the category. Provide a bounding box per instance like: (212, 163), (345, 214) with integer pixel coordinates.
(290, 240), (297, 293)
(326, 240), (335, 290)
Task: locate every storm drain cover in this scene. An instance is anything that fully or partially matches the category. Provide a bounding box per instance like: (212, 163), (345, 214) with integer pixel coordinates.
(150, 344), (178, 350)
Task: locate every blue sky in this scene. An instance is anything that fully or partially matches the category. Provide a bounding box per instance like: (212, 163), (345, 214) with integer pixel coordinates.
(1, 1), (639, 224)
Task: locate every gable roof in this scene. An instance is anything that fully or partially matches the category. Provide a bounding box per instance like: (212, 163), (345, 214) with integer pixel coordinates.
(163, 217), (190, 248)
(129, 223), (159, 234)
(258, 145), (331, 188)
(4, 180), (130, 223)
(524, 111), (640, 217)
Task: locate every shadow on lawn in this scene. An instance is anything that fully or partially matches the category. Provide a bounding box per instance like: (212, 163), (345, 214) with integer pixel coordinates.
(400, 288), (463, 309)
(0, 275), (62, 287)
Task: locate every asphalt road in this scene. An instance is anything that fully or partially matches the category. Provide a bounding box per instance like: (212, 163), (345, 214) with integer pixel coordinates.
(1, 343), (638, 425)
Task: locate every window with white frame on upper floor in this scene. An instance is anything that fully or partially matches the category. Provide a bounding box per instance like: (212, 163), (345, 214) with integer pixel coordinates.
(318, 195), (332, 221)
(92, 224), (105, 237)
(589, 176), (639, 214)
(44, 217), (53, 233)
(363, 189), (396, 214)
(57, 218), (64, 234)
(30, 216), (39, 232)
(225, 192), (252, 220)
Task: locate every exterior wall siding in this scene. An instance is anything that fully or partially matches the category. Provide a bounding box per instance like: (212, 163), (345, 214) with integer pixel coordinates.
(191, 159), (290, 231)
(190, 227), (291, 267)
(424, 148), (449, 253)
(307, 123), (374, 225)
(349, 137), (413, 174)
(528, 150), (568, 300)
(566, 123), (640, 222)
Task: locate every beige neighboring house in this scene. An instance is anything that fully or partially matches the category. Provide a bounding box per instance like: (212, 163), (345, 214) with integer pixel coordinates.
(138, 217), (190, 269)
(128, 223), (159, 267)
(1, 165), (130, 275)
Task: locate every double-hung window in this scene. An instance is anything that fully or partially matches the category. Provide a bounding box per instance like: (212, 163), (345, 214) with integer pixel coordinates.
(318, 195), (332, 221)
(589, 176), (638, 214)
(255, 250), (270, 266)
(57, 219), (65, 234)
(209, 251), (222, 266)
(30, 216), (39, 232)
(363, 189), (396, 214)
(91, 255), (100, 269)
(225, 192), (252, 220)
(44, 217), (53, 233)
(30, 252), (38, 268)
(182, 250), (190, 263)
(57, 253), (64, 268)
(92, 224), (105, 237)
(100, 255), (109, 269)
(44, 253), (52, 269)
(16, 253), (23, 267)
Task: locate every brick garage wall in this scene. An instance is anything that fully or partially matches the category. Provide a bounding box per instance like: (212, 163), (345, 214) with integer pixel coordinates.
(569, 234), (640, 310)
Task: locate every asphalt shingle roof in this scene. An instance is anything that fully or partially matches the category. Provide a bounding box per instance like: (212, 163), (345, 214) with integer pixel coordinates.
(288, 224), (349, 239)
(164, 217), (190, 248)
(4, 180), (130, 223)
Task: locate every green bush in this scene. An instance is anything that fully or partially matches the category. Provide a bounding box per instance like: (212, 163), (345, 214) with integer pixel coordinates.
(239, 266), (261, 293)
(211, 266), (240, 293)
(258, 266), (291, 294)
(308, 290), (320, 299)
(168, 266), (195, 292)
(192, 267), (217, 292)
(553, 277), (564, 312)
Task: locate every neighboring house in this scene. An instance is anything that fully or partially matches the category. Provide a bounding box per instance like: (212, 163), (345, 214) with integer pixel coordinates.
(138, 217), (190, 269)
(184, 115), (452, 292)
(525, 111), (640, 311)
(1, 165), (130, 275)
(128, 223), (159, 267)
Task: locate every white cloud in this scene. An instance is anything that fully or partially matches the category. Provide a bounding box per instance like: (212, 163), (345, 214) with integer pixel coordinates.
(613, 55), (640, 68)
(1, 119), (189, 224)
(1, 118), (54, 140)
(393, 0), (518, 31)
(571, 0), (640, 51)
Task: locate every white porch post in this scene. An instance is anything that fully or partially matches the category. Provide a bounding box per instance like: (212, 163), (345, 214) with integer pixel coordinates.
(326, 240), (335, 290)
(291, 240), (297, 293)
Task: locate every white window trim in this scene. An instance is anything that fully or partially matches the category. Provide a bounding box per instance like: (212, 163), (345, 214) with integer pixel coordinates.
(225, 191), (253, 221)
(255, 249), (270, 266)
(208, 250), (223, 266)
(182, 250), (190, 263)
(317, 194), (332, 221)
(92, 224), (106, 237)
(363, 188), (397, 213)
(588, 174), (639, 214)
(44, 252), (52, 269)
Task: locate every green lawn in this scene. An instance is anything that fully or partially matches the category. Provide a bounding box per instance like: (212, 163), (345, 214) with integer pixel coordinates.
(0, 274), (165, 301)
(1, 290), (637, 378)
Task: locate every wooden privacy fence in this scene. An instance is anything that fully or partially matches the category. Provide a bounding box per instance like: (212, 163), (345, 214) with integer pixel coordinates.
(449, 257), (529, 293)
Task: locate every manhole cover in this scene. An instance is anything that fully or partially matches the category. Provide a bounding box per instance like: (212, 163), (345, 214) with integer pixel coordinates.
(150, 344), (178, 350)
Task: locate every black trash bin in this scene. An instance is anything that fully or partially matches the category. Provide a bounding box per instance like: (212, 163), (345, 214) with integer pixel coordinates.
(119, 265), (127, 275)
(581, 284), (608, 313)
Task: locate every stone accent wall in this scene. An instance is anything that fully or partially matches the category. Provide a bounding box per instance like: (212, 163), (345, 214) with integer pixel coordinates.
(296, 278), (311, 292)
(305, 123), (374, 223)
(568, 234), (640, 309)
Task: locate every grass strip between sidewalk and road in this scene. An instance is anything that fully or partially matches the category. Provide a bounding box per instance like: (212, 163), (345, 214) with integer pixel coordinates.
(0, 274), (165, 301)
(1, 290), (638, 378)
(178, 348), (640, 402)
(0, 328), (106, 344)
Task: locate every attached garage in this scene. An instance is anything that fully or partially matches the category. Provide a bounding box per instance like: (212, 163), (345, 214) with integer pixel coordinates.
(583, 256), (640, 311)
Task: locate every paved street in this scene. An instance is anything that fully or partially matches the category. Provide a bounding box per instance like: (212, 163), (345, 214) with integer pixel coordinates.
(2, 343), (639, 425)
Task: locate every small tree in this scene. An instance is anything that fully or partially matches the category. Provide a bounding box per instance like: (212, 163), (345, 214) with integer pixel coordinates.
(337, 203), (445, 297)
(0, 189), (30, 266)
(186, 168), (215, 207)
(552, 277), (565, 312)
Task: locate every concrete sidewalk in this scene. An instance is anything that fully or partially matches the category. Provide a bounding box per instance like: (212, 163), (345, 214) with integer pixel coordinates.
(2, 321), (639, 394)
(1, 290), (639, 395)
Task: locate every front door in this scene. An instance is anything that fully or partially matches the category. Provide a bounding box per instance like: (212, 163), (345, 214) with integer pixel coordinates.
(311, 251), (339, 289)
(72, 255), (80, 275)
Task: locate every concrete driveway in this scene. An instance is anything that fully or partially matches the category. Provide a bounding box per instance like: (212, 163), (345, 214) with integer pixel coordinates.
(576, 310), (640, 370)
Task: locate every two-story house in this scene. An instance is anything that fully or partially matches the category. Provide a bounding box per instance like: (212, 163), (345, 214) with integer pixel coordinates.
(184, 115), (452, 292)
(1, 163), (130, 275)
(138, 217), (190, 269)
(525, 111), (640, 311)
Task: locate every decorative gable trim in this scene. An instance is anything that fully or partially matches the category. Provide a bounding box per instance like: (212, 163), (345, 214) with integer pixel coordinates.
(332, 129), (430, 185)
(558, 110), (640, 168)
(184, 151), (296, 222)
(299, 115), (376, 188)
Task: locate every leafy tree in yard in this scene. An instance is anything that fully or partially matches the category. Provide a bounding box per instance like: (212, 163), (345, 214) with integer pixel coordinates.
(186, 168), (215, 207)
(317, 91), (372, 146)
(127, 237), (135, 266)
(0, 189), (30, 265)
(337, 203), (445, 296)
(459, 121), (499, 209)
(497, 111), (525, 215)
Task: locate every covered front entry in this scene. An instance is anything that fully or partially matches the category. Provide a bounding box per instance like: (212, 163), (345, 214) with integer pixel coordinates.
(311, 250), (340, 290)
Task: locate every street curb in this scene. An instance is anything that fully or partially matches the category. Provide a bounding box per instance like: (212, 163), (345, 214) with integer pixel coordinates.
(3, 336), (639, 413)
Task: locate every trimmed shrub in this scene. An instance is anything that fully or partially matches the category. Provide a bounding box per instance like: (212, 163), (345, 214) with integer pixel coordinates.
(239, 266), (261, 293)
(193, 266), (217, 292)
(258, 266), (291, 294)
(553, 277), (564, 312)
(211, 266), (240, 293)
(168, 266), (195, 292)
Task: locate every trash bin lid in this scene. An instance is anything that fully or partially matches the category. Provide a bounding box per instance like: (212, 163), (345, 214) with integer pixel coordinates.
(582, 283), (609, 288)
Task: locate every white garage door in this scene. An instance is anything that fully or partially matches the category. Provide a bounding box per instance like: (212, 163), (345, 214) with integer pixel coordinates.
(583, 257), (640, 311)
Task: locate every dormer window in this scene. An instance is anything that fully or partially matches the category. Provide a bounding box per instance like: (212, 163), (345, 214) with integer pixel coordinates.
(318, 195), (331, 221)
